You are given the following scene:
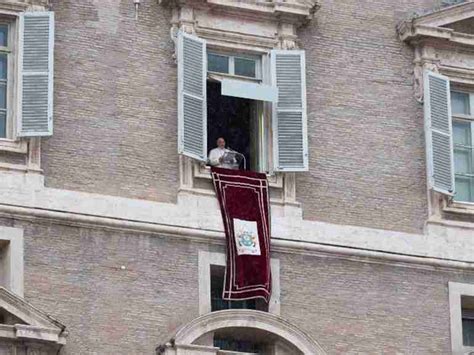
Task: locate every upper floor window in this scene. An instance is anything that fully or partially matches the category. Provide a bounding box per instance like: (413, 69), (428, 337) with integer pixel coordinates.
(451, 91), (474, 203)
(0, 21), (12, 139)
(177, 32), (309, 173)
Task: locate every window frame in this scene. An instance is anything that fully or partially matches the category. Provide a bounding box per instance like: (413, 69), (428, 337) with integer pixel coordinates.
(451, 89), (474, 204)
(206, 49), (269, 173)
(449, 282), (474, 354)
(198, 250), (280, 316)
(207, 50), (262, 81)
(0, 225), (23, 297)
(0, 14), (26, 154)
(0, 16), (17, 141)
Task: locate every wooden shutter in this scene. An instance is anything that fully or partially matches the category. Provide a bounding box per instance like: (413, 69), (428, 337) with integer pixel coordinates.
(271, 50), (308, 172)
(423, 70), (454, 195)
(177, 32), (207, 161)
(17, 11), (54, 137)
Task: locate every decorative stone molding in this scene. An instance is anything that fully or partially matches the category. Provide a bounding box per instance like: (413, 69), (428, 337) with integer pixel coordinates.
(164, 0), (320, 53)
(398, 1), (474, 101)
(0, 287), (67, 354)
(158, 309), (326, 355)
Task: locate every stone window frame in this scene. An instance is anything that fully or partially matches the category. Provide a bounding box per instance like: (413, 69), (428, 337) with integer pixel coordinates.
(198, 250), (280, 316)
(436, 74), (474, 217)
(450, 88), (474, 205)
(0, 225), (23, 297)
(449, 282), (474, 354)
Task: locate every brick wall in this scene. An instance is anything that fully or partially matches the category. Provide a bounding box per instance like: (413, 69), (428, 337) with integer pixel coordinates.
(43, 0), (178, 203)
(42, 0), (449, 233)
(10, 219), (474, 354)
(296, 0), (445, 233)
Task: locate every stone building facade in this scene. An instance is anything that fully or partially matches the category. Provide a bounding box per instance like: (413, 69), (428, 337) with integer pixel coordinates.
(0, 0), (473, 354)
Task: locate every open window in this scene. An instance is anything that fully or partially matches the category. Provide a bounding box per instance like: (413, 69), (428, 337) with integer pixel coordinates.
(177, 31), (308, 173)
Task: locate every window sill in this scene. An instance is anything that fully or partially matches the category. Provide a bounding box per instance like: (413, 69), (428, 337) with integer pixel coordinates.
(444, 200), (474, 217)
(0, 138), (27, 154)
(195, 162), (283, 188)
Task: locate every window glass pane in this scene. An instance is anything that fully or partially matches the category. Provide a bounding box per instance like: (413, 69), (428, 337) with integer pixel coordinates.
(234, 57), (256, 78)
(463, 318), (474, 346)
(455, 177), (473, 202)
(455, 150), (471, 174)
(452, 92), (470, 115)
(453, 121), (474, 202)
(453, 121), (471, 146)
(0, 53), (7, 81)
(0, 84), (6, 110)
(0, 111), (5, 138)
(0, 25), (8, 47)
(208, 53), (229, 74)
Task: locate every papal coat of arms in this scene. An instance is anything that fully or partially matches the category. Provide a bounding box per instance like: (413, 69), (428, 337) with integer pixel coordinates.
(233, 218), (261, 256)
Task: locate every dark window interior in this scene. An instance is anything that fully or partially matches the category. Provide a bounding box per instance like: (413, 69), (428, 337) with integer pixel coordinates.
(210, 265), (267, 312)
(207, 81), (252, 170)
(214, 336), (262, 353)
(462, 296), (474, 346)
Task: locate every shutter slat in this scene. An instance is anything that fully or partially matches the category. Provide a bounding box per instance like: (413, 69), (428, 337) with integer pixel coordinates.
(18, 11), (54, 137)
(178, 32), (207, 161)
(272, 50), (308, 171)
(423, 70), (454, 195)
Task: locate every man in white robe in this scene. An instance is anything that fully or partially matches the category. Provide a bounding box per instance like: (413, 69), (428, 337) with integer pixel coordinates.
(208, 137), (236, 169)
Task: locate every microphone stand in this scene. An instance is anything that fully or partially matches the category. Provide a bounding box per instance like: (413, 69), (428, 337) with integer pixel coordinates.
(227, 147), (247, 170)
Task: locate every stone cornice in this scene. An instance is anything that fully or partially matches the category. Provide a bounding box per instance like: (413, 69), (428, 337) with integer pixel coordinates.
(162, 0), (320, 27)
(399, 23), (474, 48)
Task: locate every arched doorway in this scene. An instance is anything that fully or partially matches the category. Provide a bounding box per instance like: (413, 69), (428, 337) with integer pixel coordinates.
(157, 309), (326, 355)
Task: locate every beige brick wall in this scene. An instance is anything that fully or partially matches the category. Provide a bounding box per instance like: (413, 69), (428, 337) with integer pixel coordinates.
(297, 0), (445, 233)
(43, 0), (179, 203)
(40, 0), (453, 233)
(10, 219), (474, 354)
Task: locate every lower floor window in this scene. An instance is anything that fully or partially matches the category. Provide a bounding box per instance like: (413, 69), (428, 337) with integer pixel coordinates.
(210, 265), (268, 312)
(463, 296), (474, 347)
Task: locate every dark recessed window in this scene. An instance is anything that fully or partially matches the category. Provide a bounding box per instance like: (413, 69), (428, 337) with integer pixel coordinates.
(210, 265), (267, 312)
(462, 296), (474, 346)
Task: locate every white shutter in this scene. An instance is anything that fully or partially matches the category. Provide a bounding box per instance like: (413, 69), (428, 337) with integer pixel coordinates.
(271, 50), (308, 172)
(423, 70), (454, 195)
(17, 11), (54, 137)
(177, 32), (207, 161)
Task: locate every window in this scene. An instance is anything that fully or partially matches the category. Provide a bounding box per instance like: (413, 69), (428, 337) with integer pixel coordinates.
(198, 251), (280, 316)
(0, 21), (11, 139)
(206, 52), (265, 171)
(0, 226), (23, 297)
(449, 282), (474, 354)
(177, 32), (309, 173)
(452, 91), (474, 202)
(210, 265), (267, 312)
(462, 296), (474, 347)
(208, 52), (259, 79)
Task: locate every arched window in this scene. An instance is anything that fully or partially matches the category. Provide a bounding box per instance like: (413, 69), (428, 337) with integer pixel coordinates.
(157, 309), (326, 355)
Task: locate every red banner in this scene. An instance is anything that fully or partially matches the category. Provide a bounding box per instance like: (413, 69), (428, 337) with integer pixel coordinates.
(211, 167), (271, 303)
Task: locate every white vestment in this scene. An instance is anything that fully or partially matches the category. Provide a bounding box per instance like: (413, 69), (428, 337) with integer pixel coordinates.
(208, 147), (235, 169)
